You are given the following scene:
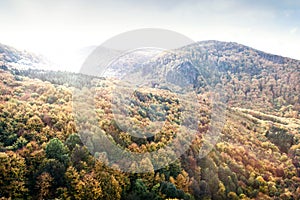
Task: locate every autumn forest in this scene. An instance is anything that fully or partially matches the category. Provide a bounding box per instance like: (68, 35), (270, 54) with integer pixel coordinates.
(0, 41), (300, 199)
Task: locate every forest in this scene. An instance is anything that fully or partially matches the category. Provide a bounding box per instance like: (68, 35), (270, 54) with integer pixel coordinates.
(0, 41), (300, 199)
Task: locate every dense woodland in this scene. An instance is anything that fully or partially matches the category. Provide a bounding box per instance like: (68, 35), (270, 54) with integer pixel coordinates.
(0, 41), (300, 199)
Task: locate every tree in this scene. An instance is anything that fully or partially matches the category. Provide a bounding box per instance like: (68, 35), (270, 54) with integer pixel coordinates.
(139, 157), (155, 187)
(45, 138), (68, 164)
(65, 133), (82, 151)
(36, 172), (53, 200)
(65, 166), (80, 193)
(227, 191), (239, 200)
(174, 170), (191, 193)
(26, 115), (44, 132)
(12, 136), (28, 150)
(160, 181), (178, 198)
(65, 167), (103, 200)
(70, 145), (92, 171)
(160, 181), (184, 199)
(93, 161), (122, 200)
(0, 151), (28, 198)
(40, 158), (66, 188)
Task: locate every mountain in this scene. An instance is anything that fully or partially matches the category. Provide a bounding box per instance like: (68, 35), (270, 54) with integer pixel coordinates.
(0, 41), (299, 199)
(0, 43), (56, 71)
(103, 40), (300, 118)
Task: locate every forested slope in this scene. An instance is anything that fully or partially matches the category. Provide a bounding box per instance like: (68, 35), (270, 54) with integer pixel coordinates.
(0, 41), (299, 199)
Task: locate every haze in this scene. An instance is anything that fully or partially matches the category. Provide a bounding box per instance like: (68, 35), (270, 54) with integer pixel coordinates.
(0, 0), (299, 71)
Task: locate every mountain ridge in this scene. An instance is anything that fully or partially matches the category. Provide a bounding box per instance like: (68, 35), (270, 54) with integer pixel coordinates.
(1, 40), (300, 71)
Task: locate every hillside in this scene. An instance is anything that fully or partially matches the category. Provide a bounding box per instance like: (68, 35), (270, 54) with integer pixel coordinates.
(0, 41), (299, 199)
(0, 43), (54, 71)
(120, 40), (299, 118)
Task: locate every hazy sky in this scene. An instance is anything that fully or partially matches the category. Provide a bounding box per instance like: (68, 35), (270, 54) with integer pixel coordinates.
(0, 0), (299, 71)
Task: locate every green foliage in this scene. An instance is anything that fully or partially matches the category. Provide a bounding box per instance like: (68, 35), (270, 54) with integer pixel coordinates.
(65, 133), (82, 151)
(160, 181), (191, 199)
(12, 136), (28, 150)
(70, 145), (92, 171)
(133, 179), (148, 196)
(39, 158), (66, 188)
(45, 138), (68, 164)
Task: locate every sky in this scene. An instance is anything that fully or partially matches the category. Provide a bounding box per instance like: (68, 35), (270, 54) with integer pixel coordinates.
(0, 0), (299, 71)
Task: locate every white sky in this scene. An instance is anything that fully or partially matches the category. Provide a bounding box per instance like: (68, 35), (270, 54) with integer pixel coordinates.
(0, 0), (299, 71)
